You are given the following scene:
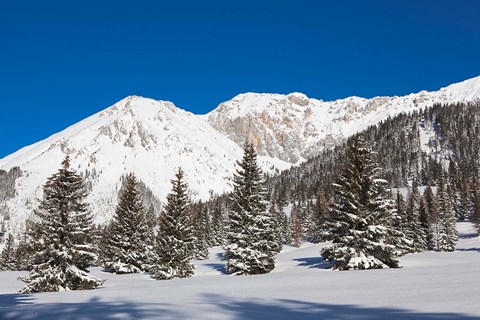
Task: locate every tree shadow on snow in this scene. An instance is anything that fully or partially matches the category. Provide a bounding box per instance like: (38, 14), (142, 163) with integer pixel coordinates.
(456, 247), (480, 252)
(0, 293), (34, 308)
(205, 294), (480, 320)
(203, 263), (229, 275)
(458, 232), (478, 239)
(0, 295), (178, 320)
(294, 256), (334, 269)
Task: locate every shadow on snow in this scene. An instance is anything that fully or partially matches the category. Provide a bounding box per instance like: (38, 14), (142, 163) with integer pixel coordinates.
(0, 295), (178, 320)
(294, 256), (334, 269)
(206, 294), (480, 320)
(1, 293), (479, 320)
(203, 263), (229, 275)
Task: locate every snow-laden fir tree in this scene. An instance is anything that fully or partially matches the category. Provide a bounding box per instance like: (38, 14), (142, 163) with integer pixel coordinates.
(418, 197), (434, 250)
(290, 206), (304, 248)
(0, 234), (17, 271)
(19, 156), (103, 293)
(225, 142), (277, 275)
(211, 203), (226, 245)
(321, 136), (403, 270)
(471, 181), (480, 232)
(150, 168), (195, 280)
(404, 182), (428, 252)
(101, 172), (150, 274)
(274, 202), (290, 245)
(13, 230), (34, 271)
(189, 203), (210, 260)
(434, 174), (458, 251)
(269, 204), (284, 251)
(311, 192), (331, 243)
(267, 204), (282, 253)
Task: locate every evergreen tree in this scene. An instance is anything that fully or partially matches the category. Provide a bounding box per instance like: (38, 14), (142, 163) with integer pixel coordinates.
(190, 203), (210, 260)
(0, 234), (17, 271)
(211, 203), (226, 245)
(311, 192), (331, 243)
(101, 173), (149, 274)
(299, 201), (312, 239)
(434, 175), (458, 251)
(321, 136), (403, 270)
(404, 183), (428, 252)
(14, 228), (34, 271)
(275, 202), (290, 245)
(225, 142), (277, 275)
(268, 205), (283, 253)
(418, 197), (434, 250)
(151, 168), (195, 280)
(290, 206), (303, 248)
(423, 185), (437, 224)
(19, 156), (102, 293)
(469, 180), (480, 229)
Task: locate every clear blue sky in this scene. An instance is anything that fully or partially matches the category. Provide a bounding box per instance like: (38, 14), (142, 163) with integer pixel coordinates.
(1, 0), (479, 158)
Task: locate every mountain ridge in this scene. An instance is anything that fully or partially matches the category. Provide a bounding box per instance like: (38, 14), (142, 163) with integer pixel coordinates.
(207, 76), (480, 163)
(1, 75), (480, 236)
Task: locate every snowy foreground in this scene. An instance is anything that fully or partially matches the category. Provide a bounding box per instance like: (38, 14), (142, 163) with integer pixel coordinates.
(1, 223), (480, 320)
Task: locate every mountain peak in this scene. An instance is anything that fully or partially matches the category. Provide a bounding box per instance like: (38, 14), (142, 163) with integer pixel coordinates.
(1, 75), (480, 237)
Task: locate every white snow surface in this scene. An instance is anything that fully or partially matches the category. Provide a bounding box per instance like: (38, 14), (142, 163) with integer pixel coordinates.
(1, 76), (480, 235)
(0, 222), (479, 319)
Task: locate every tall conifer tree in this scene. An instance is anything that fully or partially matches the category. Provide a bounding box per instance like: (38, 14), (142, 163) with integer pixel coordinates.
(151, 168), (195, 280)
(19, 156), (102, 293)
(225, 143), (277, 275)
(434, 174), (458, 251)
(321, 136), (403, 270)
(101, 173), (149, 273)
(0, 234), (17, 271)
(404, 182), (428, 252)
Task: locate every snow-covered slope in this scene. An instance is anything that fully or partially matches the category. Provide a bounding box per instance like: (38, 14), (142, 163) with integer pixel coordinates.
(207, 76), (480, 163)
(1, 76), (480, 235)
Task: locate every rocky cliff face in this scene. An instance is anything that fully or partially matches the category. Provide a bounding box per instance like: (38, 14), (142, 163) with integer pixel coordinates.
(206, 76), (480, 163)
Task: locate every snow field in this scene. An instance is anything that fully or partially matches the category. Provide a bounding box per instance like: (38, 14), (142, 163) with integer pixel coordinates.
(0, 223), (479, 319)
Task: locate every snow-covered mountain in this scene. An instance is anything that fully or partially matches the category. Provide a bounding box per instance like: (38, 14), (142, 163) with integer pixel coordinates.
(207, 76), (480, 163)
(1, 76), (480, 234)
(0, 96), (291, 231)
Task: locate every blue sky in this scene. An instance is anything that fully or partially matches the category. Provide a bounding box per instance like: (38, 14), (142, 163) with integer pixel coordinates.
(1, 0), (479, 158)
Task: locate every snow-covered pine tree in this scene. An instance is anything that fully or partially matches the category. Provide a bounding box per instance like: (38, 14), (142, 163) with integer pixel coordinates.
(13, 229), (34, 271)
(267, 204), (282, 253)
(268, 203), (284, 251)
(311, 192), (331, 243)
(290, 206), (303, 248)
(321, 135), (403, 270)
(19, 156), (102, 293)
(434, 174), (458, 251)
(190, 203), (210, 260)
(469, 179), (480, 230)
(275, 202), (290, 245)
(225, 142), (277, 275)
(298, 201), (312, 239)
(211, 203), (226, 245)
(418, 197), (434, 250)
(101, 172), (149, 274)
(150, 168), (195, 280)
(404, 182), (428, 252)
(0, 234), (17, 271)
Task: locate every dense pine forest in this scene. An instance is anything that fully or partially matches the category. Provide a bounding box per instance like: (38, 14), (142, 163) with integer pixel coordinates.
(1, 101), (479, 292)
